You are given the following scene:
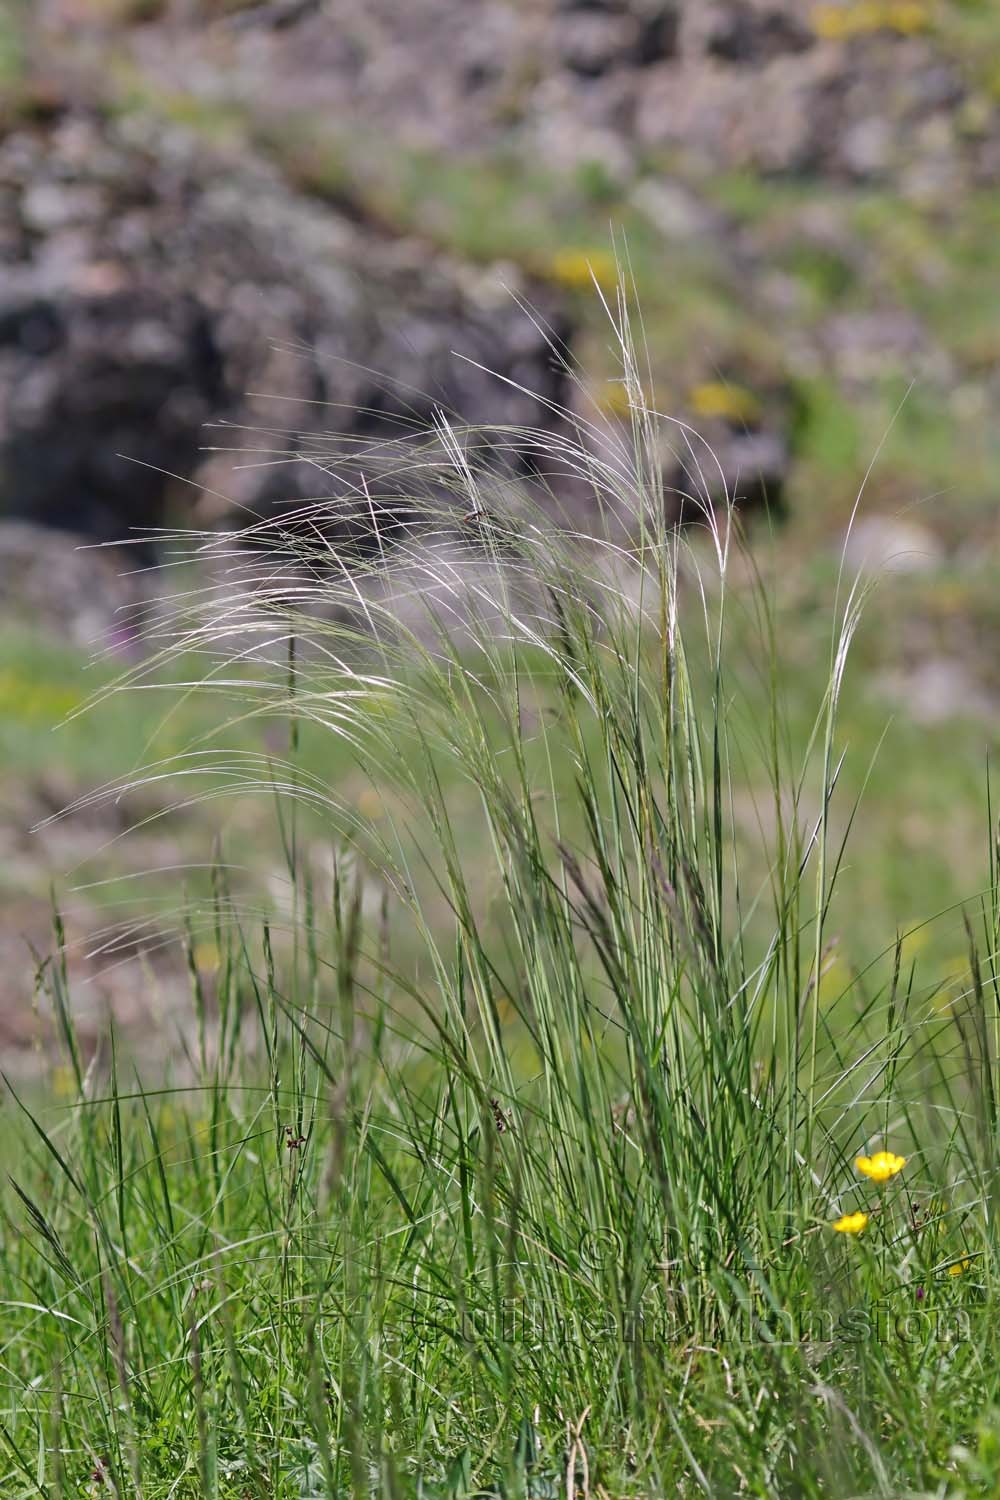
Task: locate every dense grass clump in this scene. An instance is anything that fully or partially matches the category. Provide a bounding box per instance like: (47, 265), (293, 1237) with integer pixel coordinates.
(4, 306), (1000, 1497)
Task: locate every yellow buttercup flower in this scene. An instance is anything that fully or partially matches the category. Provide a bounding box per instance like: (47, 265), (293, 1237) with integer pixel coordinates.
(192, 939), (220, 974)
(595, 379), (634, 418)
(833, 1211), (869, 1235)
(495, 995), (517, 1024)
(809, 1), (929, 40)
(51, 1065), (77, 1101)
(855, 1150), (906, 1183)
(948, 1258), (972, 1277)
(883, 1), (930, 33)
(688, 381), (761, 425)
(548, 249), (617, 294)
(358, 786), (385, 819)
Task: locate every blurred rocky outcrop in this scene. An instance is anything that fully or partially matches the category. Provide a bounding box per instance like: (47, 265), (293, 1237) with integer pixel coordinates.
(0, 519), (144, 645)
(4, 0), (996, 556)
(0, 103), (574, 545)
(123, 0), (998, 184)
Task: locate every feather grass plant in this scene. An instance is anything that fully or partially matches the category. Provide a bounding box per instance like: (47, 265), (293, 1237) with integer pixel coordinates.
(4, 288), (1000, 1496)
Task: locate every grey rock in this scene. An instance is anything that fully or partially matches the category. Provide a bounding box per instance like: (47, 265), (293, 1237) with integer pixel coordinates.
(877, 657), (995, 725)
(0, 108), (575, 547)
(823, 311), (929, 383)
(843, 516), (945, 576)
(117, 0), (995, 185)
(0, 520), (143, 646)
(630, 178), (717, 239)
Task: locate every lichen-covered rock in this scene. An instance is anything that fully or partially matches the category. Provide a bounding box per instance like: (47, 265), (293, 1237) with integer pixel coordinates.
(112, 0), (998, 184)
(0, 104), (575, 543)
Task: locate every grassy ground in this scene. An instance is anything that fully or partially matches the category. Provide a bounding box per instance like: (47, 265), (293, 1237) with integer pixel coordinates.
(4, 369), (1000, 1495)
(4, 538), (994, 990)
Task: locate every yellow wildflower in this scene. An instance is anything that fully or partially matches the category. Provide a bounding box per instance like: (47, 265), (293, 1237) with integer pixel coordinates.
(855, 1150), (906, 1183)
(192, 940), (219, 974)
(548, 249), (618, 294)
(595, 379), (635, 418)
(809, 1), (929, 40)
(358, 786), (384, 819)
(688, 381), (760, 425)
(495, 995), (517, 1024)
(810, 5), (853, 40)
(885, 1), (930, 33)
(833, 1211), (869, 1235)
(948, 1257), (972, 1277)
(51, 1064), (77, 1101)
(818, 953), (851, 1003)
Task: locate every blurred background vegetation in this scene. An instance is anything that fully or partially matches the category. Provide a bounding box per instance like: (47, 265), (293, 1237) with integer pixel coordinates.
(1, 0), (998, 1071)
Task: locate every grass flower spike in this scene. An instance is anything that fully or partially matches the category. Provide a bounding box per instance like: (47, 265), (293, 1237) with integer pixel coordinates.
(833, 1212), (869, 1235)
(855, 1151), (906, 1183)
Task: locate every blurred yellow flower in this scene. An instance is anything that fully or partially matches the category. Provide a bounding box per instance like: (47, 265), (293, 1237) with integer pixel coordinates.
(810, 1), (930, 39)
(833, 1211), (869, 1234)
(855, 1150), (906, 1183)
(934, 955), (969, 1009)
(358, 786), (385, 819)
(885, 1), (930, 31)
(688, 381), (761, 425)
(548, 249), (617, 293)
(595, 379), (635, 417)
(495, 995), (517, 1024)
(192, 940), (219, 974)
(899, 923), (929, 959)
(51, 1064), (77, 1101)
(810, 3), (862, 39)
(948, 1257), (972, 1277)
(818, 953), (852, 1003)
